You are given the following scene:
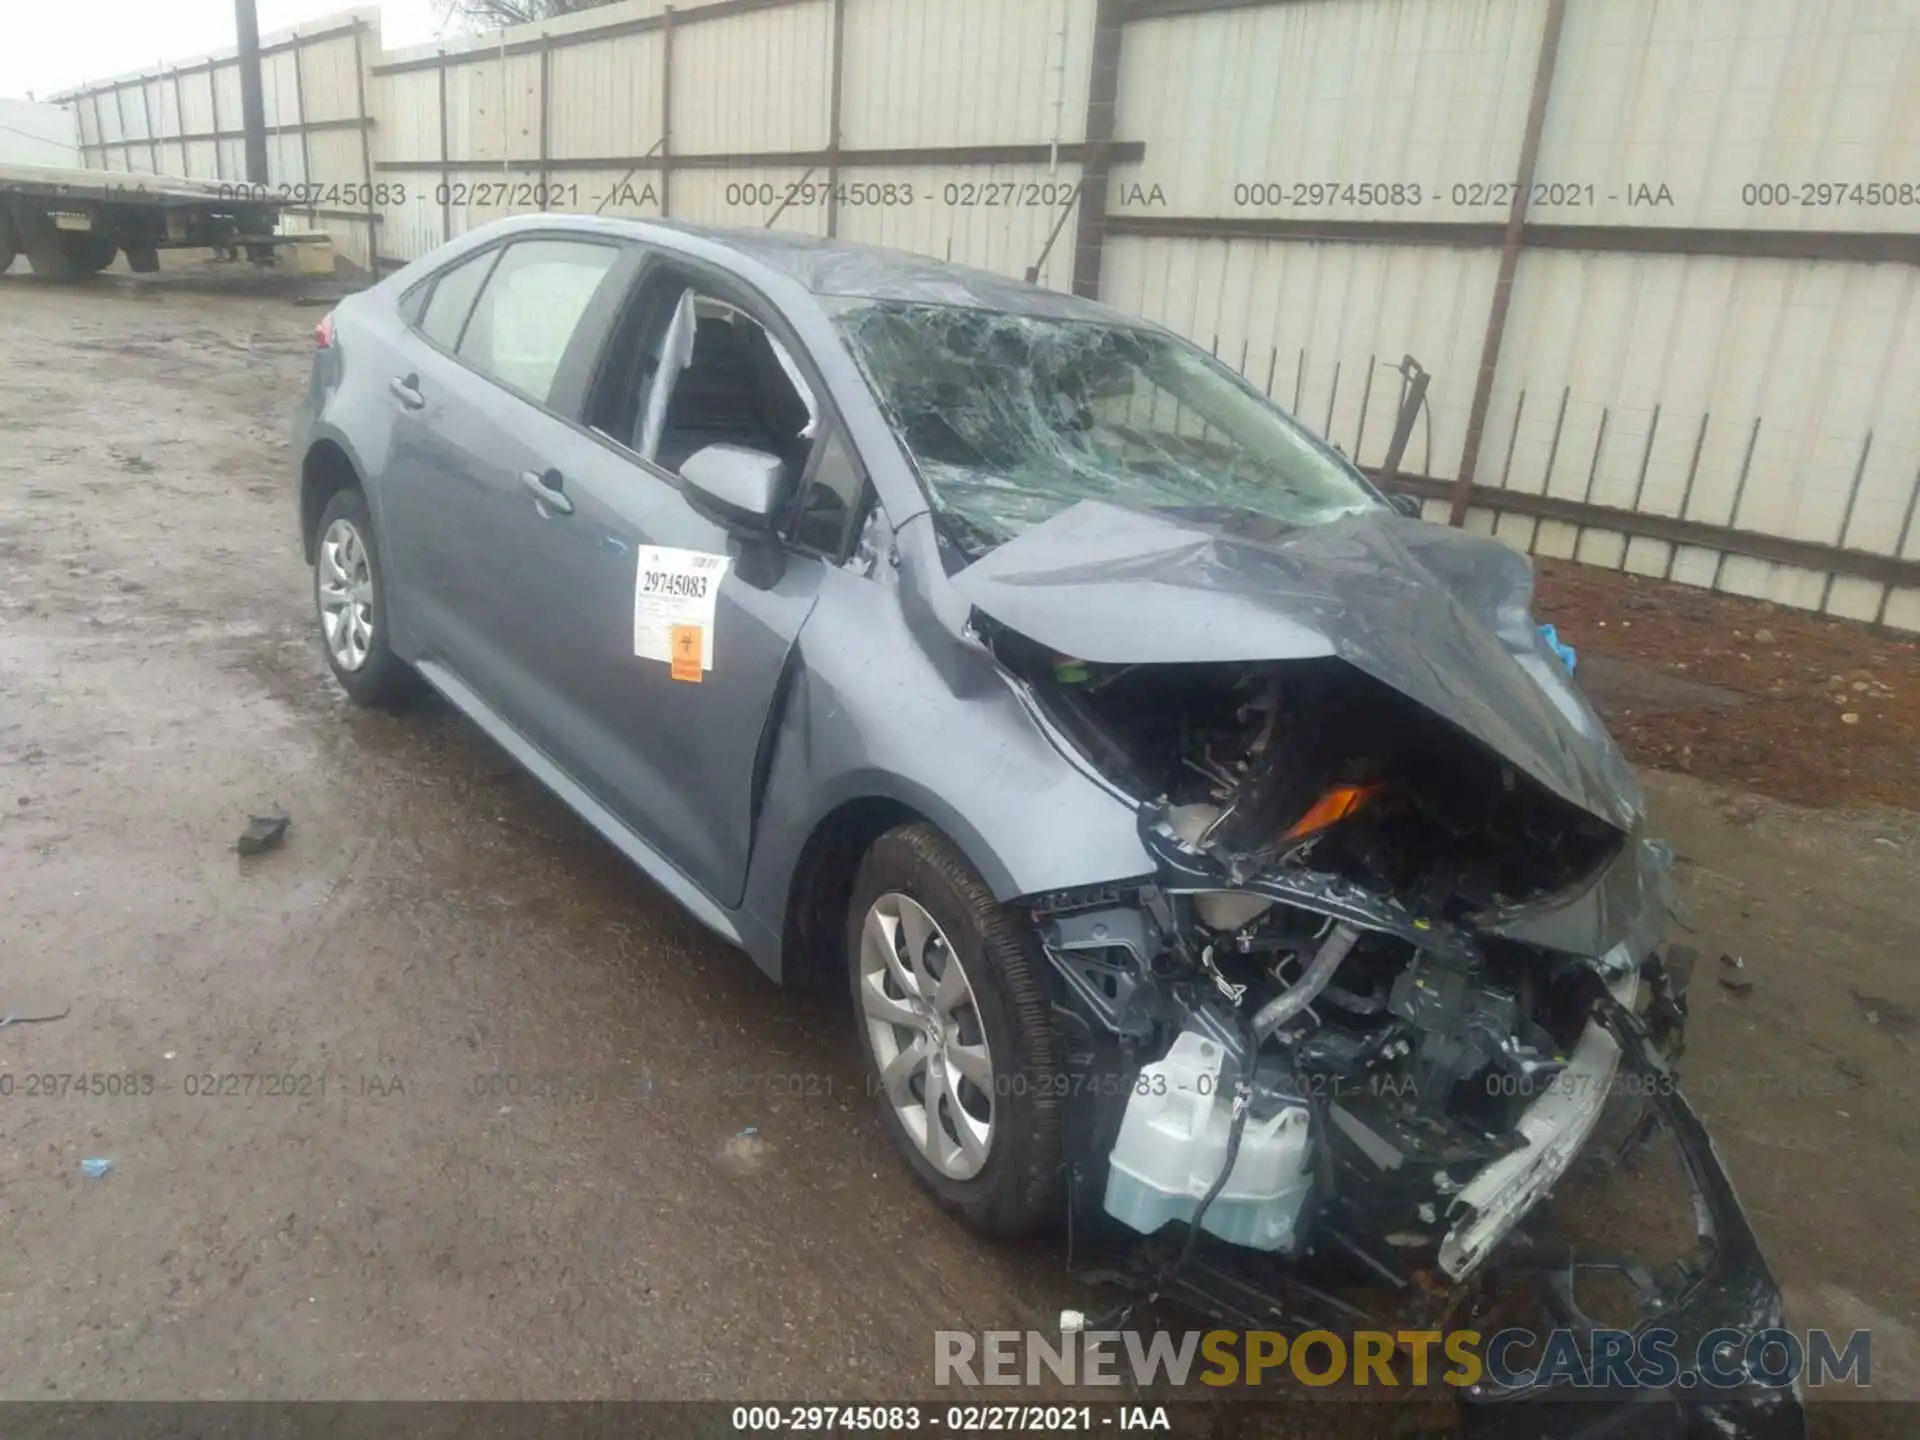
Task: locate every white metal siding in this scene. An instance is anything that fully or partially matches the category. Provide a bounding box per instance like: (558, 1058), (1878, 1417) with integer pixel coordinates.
(1540, 0), (1920, 232)
(836, 164), (1086, 290)
(371, 70), (443, 170)
(1112, 0), (1543, 221)
(1104, 234), (1504, 474)
(51, 0), (1920, 630)
(671, 5), (833, 155)
(839, 0), (1094, 149)
(673, 167), (826, 231)
(547, 33), (664, 160)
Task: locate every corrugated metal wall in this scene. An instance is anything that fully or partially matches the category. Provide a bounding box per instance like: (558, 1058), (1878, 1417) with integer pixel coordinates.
(0, 99), (80, 167)
(57, 0), (1920, 630)
(66, 8), (378, 269)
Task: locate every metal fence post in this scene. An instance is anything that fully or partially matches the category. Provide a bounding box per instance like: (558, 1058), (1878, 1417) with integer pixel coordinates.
(825, 0), (845, 237)
(661, 6), (675, 218)
(292, 33), (316, 227)
(1069, 0), (1126, 298)
(1448, 0), (1568, 526)
(352, 18), (378, 275)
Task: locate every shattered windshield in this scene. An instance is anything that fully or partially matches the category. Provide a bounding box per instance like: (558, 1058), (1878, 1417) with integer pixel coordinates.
(836, 302), (1381, 557)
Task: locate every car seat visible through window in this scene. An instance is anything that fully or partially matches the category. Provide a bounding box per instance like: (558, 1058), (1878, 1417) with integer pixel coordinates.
(656, 313), (813, 479)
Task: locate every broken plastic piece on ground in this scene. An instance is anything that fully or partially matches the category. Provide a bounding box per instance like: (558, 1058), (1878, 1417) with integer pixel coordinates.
(0, 1001), (69, 1028)
(1718, 974), (1755, 997)
(80, 1158), (112, 1178)
(1538, 622), (1578, 673)
(235, 812), (290, 856)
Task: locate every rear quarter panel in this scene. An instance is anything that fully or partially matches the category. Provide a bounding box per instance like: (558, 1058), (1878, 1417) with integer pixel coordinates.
(300, 288), (432, 657)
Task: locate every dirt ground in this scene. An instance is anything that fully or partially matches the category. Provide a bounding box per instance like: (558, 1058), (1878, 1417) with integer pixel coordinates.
(1533, 559), (1920, 813)
(1, 269), (1915, 1436)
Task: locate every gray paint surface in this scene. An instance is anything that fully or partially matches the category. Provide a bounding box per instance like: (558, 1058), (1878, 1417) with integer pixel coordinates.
(950, 499), (1645, 834)
(304, 215), (1656, 978)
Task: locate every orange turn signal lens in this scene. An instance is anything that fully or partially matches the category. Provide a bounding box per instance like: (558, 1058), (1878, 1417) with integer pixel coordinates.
(1281, 782), (1383, 842)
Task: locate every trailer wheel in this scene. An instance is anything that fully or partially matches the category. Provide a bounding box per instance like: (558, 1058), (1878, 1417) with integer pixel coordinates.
(62, 232), (118, 275)
(7, 204), (74, 280)
(126, 245), (160, 274)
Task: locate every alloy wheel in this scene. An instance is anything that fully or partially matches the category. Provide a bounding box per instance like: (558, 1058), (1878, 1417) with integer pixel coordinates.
(317, 517), (375, 672)
(858, 891), (997, 1180)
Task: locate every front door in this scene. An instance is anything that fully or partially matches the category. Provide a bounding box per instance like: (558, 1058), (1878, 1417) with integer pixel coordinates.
(505, 263), (830, 908)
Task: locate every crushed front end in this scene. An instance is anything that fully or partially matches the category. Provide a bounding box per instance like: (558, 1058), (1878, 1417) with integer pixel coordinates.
(992, 641), (1798, 1437)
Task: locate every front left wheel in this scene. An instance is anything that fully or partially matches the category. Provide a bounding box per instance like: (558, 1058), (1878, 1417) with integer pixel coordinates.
(313, 487), (417, 708)
(847, 824), (1065, 1237)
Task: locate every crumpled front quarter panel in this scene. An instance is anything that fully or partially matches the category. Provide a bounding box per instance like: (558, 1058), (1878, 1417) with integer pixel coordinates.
(741, 529), (1156, 960)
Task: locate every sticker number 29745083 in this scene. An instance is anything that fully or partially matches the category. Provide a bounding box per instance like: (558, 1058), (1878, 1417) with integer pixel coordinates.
(633, 546), (730, 681)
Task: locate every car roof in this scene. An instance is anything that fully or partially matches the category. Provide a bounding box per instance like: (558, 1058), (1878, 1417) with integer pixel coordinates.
(470, 212), (1150, 326)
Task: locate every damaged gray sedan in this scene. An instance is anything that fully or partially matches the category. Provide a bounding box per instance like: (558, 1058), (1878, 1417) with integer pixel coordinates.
(298, 217), (1796, 1436)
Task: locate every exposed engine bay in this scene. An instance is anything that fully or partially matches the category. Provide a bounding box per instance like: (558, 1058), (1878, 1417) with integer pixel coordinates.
(998, 633), (1625, 916)
(933, 492), (1795, 1434)
(988, 628), (1658, 1278)
(975, 620), (1794, 1432)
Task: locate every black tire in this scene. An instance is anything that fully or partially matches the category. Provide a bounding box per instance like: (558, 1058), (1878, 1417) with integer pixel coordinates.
(62, 232), (117, 275)
(10, 204), (75, 280)
(126, 245), (160, 274)
(312, 487), (419, 708)
(0, 217), (17, 275)
(847, 824), (1063, 1237)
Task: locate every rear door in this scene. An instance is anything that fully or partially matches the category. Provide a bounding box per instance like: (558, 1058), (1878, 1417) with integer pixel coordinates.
(375, 235), (634, 741)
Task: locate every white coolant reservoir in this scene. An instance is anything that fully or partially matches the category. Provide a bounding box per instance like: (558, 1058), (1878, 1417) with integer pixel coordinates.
(1161, 804), (1275, 931)
(1102, 1030), (1314, 1253)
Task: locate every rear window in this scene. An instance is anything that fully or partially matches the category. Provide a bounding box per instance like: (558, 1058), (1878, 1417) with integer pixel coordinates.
(418, 249), (497, 351)
(456, 240), (621, 406)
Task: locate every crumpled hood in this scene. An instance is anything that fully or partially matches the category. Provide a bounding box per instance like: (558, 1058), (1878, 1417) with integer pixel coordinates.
(950, 500), (1644, 834)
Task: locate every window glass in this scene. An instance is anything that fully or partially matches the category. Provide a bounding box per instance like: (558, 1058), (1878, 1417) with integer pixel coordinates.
(791, 430), (866, 557)
(417, 248), (496, 351)
(457, 240), (621, 405)
(652, 299), (817, 479)
(835, 302), (1381, 559)
(398, 279), (431, 328)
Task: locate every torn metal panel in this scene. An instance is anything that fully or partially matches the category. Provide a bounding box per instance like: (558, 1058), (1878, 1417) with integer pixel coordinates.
(952, 499), (1644, 835)
(1473, 832), (1676, 959)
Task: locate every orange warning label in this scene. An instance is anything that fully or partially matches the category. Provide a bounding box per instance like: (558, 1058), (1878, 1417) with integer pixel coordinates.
(670, 624), (704, 682)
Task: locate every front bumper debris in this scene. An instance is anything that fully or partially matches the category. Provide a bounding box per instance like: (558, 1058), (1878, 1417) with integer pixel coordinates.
(1454, 999), (1803, 1439)
(1057, 963), (1800, 1439)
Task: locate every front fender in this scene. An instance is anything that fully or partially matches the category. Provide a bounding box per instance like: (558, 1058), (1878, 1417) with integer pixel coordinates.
(740, 562), (1155, 971)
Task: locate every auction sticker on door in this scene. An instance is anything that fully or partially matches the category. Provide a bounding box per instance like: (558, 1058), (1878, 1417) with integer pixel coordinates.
(634, 546), (730, 676)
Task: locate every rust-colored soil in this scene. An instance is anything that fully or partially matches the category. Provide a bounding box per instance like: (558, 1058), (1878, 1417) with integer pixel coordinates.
(1532, 558), (1920, 812)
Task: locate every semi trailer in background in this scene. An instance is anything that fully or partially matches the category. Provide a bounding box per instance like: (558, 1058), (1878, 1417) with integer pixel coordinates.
(0, 162), (283, 279)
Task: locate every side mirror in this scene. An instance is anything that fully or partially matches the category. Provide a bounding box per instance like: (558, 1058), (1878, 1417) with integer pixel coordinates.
(680, 444), (789, 533)
(1386, 491), (1423, 519)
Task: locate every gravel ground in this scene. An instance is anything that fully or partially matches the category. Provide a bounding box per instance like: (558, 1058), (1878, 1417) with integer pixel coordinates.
(0, 268), (1915, 1437)
(1534, 558), (1920, 812)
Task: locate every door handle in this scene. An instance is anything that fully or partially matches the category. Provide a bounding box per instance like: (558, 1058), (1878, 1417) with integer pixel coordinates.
(520, 467), (574, 516)
(388, 374), (424, 409)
